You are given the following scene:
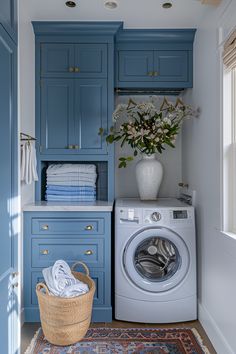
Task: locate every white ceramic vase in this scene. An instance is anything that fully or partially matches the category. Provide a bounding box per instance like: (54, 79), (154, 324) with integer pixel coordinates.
(135, 154), (163, 200)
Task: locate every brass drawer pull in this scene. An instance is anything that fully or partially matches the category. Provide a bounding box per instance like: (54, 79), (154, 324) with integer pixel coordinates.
(153, 71), (158, 76)
(85, 225), (93, 231)
(68, 145), (74, 149)
(74, 145), (80, 149)
(41, 224), (49, 230)
(148, 71), (153, 77)
(69, 67), (74, 73)
(74, 67), (80, 73)
(84, 250), (93, 256)
(40, 249), (49, 255)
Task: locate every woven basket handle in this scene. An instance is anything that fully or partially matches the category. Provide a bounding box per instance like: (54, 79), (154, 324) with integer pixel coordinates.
(36, 282), (50, 295)
(71, 261), (90, 276)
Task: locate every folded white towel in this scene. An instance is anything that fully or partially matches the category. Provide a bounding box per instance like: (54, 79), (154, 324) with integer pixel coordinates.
(47, 181), (96, 187)
(42, 260), (89, 298)
(47, 164), (96, 176)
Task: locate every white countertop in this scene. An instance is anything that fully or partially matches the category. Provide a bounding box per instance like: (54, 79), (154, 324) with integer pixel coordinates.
(23, 200), (114, 212)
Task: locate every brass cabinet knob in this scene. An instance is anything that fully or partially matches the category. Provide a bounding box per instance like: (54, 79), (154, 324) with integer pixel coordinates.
(84, 250), (93, 256)
(41, 224), (49, 230)
(153, 71), (158, 76)
(74, 145), (80, 149)
(85, 225), (93, 231)
(69, 67), (74, 72)
(74, 67), (80, 73)
(40, 249), (49, 255)
(68, 145), (74, 149)
(148, 71), (153, 77)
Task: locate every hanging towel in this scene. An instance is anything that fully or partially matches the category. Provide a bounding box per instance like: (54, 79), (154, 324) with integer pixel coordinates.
(21, 142), (38, 185)
(20, 143), (26, 181)
(42, 260), (89, 298)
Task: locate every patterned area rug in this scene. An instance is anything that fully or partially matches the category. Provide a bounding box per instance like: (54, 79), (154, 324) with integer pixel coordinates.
(25, 327), (210, 354)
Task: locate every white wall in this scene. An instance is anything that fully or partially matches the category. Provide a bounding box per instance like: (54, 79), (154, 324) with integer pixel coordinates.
(182, 1), (236, 353)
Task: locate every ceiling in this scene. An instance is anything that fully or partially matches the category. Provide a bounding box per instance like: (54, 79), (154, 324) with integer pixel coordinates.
(29, 0), (230, 28)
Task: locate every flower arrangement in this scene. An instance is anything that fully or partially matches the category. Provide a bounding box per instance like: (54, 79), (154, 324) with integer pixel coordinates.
(100, 97), (197, 168)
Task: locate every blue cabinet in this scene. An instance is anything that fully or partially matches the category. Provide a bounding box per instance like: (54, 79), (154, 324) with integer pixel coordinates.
(117, 49), (190, 88)
(41, 43), (107, 78)
(23, 211), (112, 322)
(0, 0), (17, 42)
(40, 78), (108, 154)
(116, 29), (195, 89)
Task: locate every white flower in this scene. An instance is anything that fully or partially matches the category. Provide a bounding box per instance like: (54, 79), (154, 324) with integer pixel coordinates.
(163, 117), (171, 125)
(164, 129), (169, 134)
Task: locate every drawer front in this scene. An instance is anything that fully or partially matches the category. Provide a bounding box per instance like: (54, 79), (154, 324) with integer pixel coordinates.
(31, 270), (105, 306)
(31, 217), (104, 235)
(31, 238), (104, 268)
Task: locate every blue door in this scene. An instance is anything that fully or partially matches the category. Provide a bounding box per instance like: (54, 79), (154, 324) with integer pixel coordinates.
(41, 44), (74, 77)
(74, 44), (107, 78)
(0, 24), (18, 354)
(40, 79), (75, 154)
(74, 79), (108, 154)
(153, 50), (188, 82)
(118, 50), (153, 82)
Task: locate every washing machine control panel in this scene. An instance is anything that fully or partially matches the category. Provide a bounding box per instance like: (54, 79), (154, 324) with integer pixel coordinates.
(144, 208), (194, 226)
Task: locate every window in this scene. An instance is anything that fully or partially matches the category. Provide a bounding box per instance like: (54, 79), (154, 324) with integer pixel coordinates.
(223, 31), (236, 234)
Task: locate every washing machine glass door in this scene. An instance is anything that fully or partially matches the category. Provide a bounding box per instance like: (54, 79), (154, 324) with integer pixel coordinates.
(123, 227), (190, 292)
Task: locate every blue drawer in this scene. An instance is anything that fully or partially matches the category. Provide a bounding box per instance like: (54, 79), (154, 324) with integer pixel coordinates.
(30, 270), (105, 306)
(31, 238), (104, 268)
(31, 217), (104, 235)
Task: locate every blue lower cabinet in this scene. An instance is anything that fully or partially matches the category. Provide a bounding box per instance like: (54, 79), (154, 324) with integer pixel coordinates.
(24, 211), (112, 322)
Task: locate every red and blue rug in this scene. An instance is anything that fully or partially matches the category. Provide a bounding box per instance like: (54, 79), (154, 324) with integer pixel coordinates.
(25, 327), (210, 353)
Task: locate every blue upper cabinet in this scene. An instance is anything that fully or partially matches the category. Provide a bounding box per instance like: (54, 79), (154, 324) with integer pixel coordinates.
(74, 44), (107, 78)
(0, 0), (17, 42)
(153, 50), (188, 83)
(115, 29), (196, 89)
(118, 50), (154, 82)
(40, 78), (107, 155)
(41, 43), (107, 78)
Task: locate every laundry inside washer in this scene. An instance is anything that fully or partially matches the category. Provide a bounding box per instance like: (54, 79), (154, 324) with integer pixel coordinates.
(134, 237), (179, 281)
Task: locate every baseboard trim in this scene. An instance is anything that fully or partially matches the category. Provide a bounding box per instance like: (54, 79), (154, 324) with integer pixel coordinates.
(198, 302), (234, 354)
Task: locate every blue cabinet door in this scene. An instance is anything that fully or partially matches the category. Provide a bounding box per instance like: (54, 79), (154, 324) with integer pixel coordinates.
(74, 79), (108, 154)
(74, 44), (107, 78)
(0, 0), (17, 42)
(41, 44), (74, 78)
(154, 50), (188, 82)
(40, 79), (75, 154)
(118, 50), (153, 82)
(0, 24), (18, 353)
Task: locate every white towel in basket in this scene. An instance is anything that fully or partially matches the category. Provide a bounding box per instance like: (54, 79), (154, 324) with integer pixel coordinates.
(42, 260), (89, 298)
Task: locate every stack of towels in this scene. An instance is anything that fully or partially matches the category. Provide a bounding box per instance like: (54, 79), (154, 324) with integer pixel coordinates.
(45, 164), (97, 202)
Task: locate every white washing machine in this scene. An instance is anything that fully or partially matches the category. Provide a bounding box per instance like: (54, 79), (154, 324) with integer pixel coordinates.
(115, 198), (197, 323)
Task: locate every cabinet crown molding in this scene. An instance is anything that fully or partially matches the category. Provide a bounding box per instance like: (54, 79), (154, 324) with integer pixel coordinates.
(32, 21), (123, 36)
(116, 29), (196, 43)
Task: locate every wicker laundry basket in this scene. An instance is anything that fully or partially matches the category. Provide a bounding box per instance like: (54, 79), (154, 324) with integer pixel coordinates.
(36, 261), (95, 346)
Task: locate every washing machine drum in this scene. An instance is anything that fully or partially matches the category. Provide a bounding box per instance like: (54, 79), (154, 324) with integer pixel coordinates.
(123, 227), (190, 292)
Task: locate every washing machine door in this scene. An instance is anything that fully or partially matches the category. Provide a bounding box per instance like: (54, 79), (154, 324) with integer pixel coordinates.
(123, 227), (190, 292)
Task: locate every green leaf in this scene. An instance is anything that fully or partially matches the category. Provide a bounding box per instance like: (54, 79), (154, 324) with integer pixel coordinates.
(134, 150), (138, 156)
(118, 161), (126, 168)
(106, 135), (115, 144)
(126, 156), (134, 162)
(98, 127), (104, 136)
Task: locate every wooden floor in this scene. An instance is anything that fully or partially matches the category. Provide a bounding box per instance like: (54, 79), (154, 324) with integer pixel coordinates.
(21, 319), (216, 353)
